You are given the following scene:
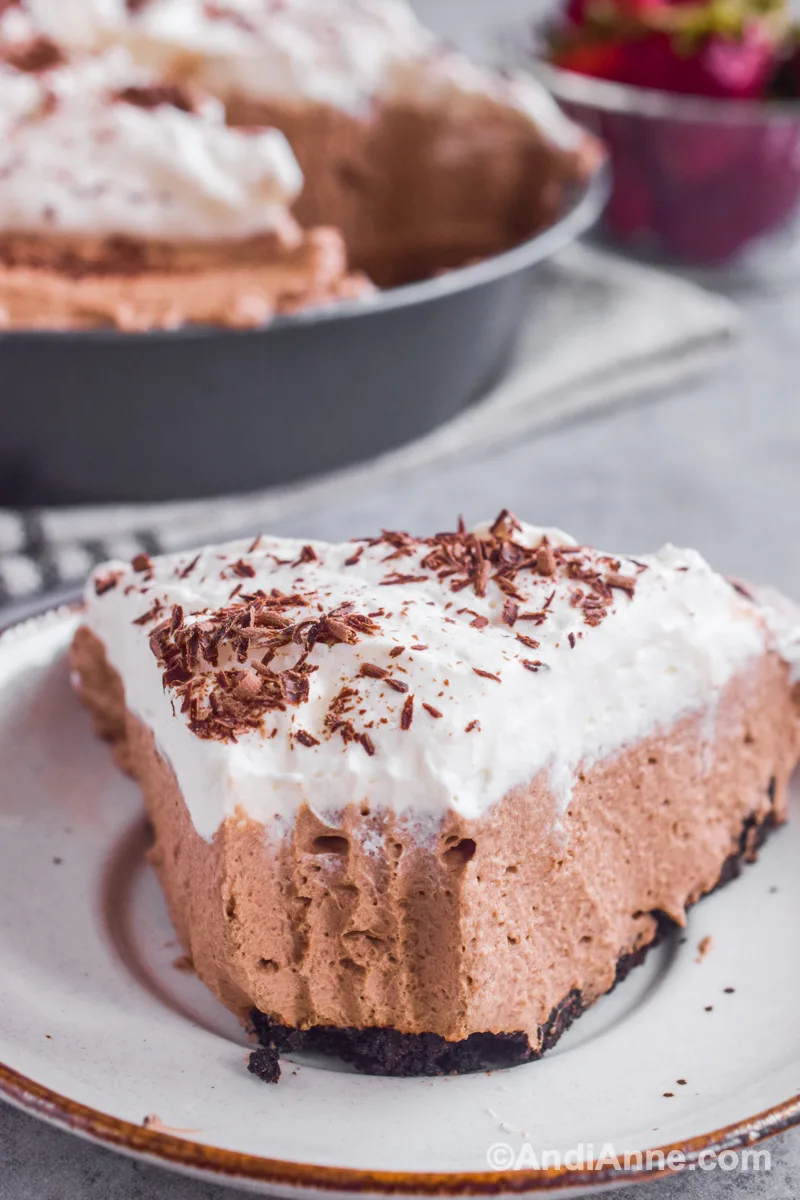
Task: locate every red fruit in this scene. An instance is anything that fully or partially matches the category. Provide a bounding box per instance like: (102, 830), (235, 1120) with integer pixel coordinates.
(552, 42), (630, 79)
(564, 0), (592, 26)
(565, 0), (664, 25)
(554, 13), (777, 101)
(609, 28), (774, 98)
(613, 0), (666, 14)
(690, 25), (777, 98)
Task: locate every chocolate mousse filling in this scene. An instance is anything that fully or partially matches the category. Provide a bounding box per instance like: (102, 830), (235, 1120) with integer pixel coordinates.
(248, 805), (778, 1081)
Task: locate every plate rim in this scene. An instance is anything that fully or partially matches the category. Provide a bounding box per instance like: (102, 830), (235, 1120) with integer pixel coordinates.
(1, 602), (799, 1195)
(2, 1060), (799, 1195)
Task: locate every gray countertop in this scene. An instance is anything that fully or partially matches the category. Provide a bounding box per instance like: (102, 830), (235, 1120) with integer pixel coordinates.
(2, 0), (800, 1194)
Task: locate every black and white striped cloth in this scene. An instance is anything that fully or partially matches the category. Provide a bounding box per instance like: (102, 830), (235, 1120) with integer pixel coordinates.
(0, 247), (741, 610)
(0, 509), (164, 606)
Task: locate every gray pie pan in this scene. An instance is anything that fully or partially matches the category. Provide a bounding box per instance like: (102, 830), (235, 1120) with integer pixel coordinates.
(0, 164), (608, 506)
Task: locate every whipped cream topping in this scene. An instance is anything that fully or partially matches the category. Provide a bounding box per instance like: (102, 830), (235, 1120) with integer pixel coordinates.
(747, 583), (800, 683)
(22, 0), (438, 109)
(0, 47), (302, 240)
(0, 59), (40, 130)
(80, 516), (776, 842)
(17, 0), (586, 144)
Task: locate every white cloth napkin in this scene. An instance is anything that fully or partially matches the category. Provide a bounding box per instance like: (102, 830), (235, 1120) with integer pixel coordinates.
(0, 245), (741, 609)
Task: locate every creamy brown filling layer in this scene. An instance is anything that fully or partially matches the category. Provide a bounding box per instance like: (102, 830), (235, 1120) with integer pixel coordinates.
(0, 225), (371, 330)
(71, 625), (800, 1043)
(223, 96), (599, 288)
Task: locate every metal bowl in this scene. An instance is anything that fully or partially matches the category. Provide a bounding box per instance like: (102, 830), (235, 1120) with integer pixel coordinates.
(0, 164), (607, 507)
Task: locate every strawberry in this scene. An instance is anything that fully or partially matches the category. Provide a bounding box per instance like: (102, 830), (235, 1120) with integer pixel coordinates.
(687, 25), (777, 98)
(549, 0), (783, 100)
(552, 41), (630, 78)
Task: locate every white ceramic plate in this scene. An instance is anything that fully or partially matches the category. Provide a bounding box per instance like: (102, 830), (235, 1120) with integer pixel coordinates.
(0, 607), (798, 1197)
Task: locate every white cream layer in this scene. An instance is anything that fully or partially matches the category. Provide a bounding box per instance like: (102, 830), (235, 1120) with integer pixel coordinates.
(0, 47), (302, 240)
(19, 0), (585, 149)
(81, 522), (773, 842)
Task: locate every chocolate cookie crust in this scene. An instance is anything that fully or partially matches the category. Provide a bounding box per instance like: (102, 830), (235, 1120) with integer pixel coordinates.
(249, 804), (779, 1081)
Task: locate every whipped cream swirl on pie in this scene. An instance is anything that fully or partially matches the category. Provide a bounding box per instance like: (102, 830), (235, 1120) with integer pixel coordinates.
(0, 48), (302, 240)
(83, 515), (770, 840)
(19, 0), (587, 144)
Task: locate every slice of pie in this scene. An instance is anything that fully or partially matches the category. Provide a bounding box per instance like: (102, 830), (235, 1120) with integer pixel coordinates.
(70, 514), (800, 1079)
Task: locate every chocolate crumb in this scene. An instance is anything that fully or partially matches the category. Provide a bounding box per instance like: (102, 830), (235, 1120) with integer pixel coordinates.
(465, 720), (481, 733)
(536, 545), (556, 576)
(203, 1), (258, 31)
(360, 663), (388, 680)
(568, 632), (576, 649)
(231, 558), (256, 578)
(3, 36), (64, 73)
(516, 633), (540, 650)
(132, 599), (164, 626)
(704, 1006), (714, 1012)
(696, 935), (713, 963)
(233, 672), (261, 700)
(247, 1046), (281, 1084)
(400, 694), (414, 730)
(131, 552), (152, 573)
(177, 553), (200, 579)
(389, 646), (405, 658)
(676, 1079), (687, 1086)
(473, 668), (501, 683)
(728, 578), (754, 600)
(116, 82), (201, 113)
(385, 678), (409, 693)
(607, 573), (636, 596)
(94, 571), (121, 596)
(502, 600), (518, 627)
(296, 730), (320, 748)
(410, 644), (428, 651)
(422, 703), (443, 719)
(663, 1092), (674, 1099)
(381, 573), (428, 586)
(723, 987), (735, 994)
(360, 732), (376, 756)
